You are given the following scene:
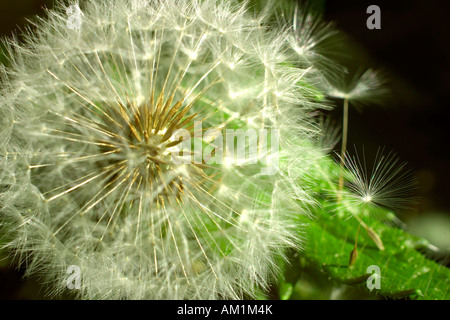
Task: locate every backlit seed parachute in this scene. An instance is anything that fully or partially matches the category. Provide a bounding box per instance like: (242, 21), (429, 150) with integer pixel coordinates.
(0, 0), (327, 299)
(337, 147), (417, 224)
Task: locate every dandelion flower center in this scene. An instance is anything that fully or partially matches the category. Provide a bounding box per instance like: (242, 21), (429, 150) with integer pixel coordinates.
(95, 86), (206, 201)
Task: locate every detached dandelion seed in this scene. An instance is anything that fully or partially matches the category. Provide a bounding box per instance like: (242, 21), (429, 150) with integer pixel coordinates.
(322, 69), (388, 193)
(336, 146), (417, 258)
(342, 147), (417, 219)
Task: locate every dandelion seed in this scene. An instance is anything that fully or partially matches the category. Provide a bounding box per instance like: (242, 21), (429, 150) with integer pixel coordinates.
(340, 146), (416, 220)
(331, 146), (416, 261)
(322, 69), (388, 192)
(290, 1), (344, 73)
(324, 69), (387, 108)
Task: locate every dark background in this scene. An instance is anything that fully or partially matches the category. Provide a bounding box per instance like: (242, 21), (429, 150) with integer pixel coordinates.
(0, 0), (449, 299)
(324, 0), (450, 215)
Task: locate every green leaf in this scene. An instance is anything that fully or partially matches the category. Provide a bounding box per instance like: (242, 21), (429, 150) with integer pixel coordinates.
(289, 157), (450, 300)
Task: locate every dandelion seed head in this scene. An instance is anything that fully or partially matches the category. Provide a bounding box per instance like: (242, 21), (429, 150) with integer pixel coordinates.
(0, 0), (328, 299)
